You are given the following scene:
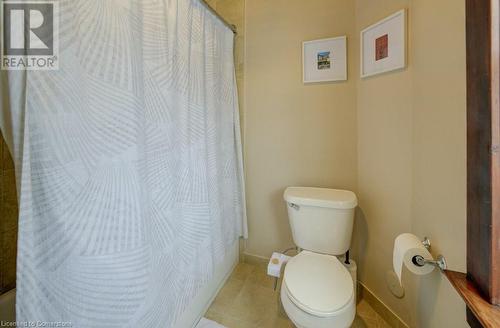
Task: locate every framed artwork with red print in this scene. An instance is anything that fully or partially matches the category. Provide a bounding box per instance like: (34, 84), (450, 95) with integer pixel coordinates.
(361, 10), (406, 78)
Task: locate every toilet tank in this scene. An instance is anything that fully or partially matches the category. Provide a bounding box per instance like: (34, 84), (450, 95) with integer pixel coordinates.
(284, 187), (358, 255)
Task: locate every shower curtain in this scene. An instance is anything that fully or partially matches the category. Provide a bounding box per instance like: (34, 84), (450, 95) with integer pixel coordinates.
(0, 0), (246, 327)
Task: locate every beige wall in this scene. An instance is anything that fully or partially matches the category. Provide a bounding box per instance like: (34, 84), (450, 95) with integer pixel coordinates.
(219, 0), (468, 326)
(243, 0), (358, 258)
(354, 0), (468, 327)
(245, 0), (467, 327)
(354, 0), (414, 321)
(409, 0), (467, 326)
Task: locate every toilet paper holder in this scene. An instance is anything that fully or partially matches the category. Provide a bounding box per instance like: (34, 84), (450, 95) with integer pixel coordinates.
(412, 254), (447, 271)
(421, 237), (431, 250)
(413, 237), (447, 271)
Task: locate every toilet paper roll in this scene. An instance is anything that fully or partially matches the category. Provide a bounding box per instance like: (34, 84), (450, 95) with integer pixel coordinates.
(393, 233), (434, 284)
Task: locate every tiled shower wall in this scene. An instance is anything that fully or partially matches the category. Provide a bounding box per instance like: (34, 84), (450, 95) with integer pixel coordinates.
(0, 132), (18, 294)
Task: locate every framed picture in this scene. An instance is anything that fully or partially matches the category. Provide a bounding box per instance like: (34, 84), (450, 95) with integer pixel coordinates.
(361, 9), (406, 78)
(303, 36), (347, 83)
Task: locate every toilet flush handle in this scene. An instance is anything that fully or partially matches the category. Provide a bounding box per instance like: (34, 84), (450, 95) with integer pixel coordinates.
(289, 203), (300, 210)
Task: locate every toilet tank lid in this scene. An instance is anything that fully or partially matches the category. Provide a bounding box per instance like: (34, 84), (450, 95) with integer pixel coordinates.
(284, 187), (357, 209)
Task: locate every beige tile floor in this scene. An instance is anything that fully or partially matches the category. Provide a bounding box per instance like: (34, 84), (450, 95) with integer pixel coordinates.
(205, 262), (392, 328)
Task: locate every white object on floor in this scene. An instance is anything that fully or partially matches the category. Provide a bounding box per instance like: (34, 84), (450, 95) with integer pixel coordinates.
(267, 252), (291, 278)
(196, 318), (227, 328)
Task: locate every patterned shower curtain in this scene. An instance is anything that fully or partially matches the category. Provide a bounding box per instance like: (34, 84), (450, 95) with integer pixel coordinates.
(0, 0), (246, 327)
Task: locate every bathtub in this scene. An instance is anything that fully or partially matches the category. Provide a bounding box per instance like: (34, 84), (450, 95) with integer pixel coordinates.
(0, 288), (15, 323)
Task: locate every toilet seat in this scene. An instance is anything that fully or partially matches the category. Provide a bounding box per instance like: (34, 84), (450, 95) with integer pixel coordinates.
(283, 251), (354, 317)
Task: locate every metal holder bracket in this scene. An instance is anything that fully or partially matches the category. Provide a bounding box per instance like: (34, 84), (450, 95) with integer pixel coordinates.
(412, 254), (447, 271)
(422, 237), (431, 250)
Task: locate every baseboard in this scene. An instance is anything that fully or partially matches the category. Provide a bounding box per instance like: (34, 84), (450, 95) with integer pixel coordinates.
(358, 282), (409, 328)
(241, 252), (269, 266)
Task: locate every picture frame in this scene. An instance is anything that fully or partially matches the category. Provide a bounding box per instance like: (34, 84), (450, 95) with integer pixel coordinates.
(360, 9), (406, 78)
(303, 36), (347, 83)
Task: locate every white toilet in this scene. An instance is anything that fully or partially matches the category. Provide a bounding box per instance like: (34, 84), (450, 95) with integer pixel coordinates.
(281, 187), (358, 328)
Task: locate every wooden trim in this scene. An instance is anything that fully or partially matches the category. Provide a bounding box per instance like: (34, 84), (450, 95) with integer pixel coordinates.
(468, 308), (485, 328)
(466, 0), (500, 306)
(490, 0), (500, 306)
(445, 271), (500, 328)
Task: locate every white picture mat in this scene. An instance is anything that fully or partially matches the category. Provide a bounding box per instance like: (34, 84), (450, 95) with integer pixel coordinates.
(361, 9), (406, 78)
(303, 36), (347, 83)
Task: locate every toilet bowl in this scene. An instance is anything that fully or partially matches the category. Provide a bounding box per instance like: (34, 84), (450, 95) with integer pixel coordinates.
(281, 187), (358, 328)
(280, 251), (355, 328)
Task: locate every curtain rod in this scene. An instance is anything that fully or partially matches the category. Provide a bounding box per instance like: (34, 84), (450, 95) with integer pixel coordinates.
(199, 0), (238, 34)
